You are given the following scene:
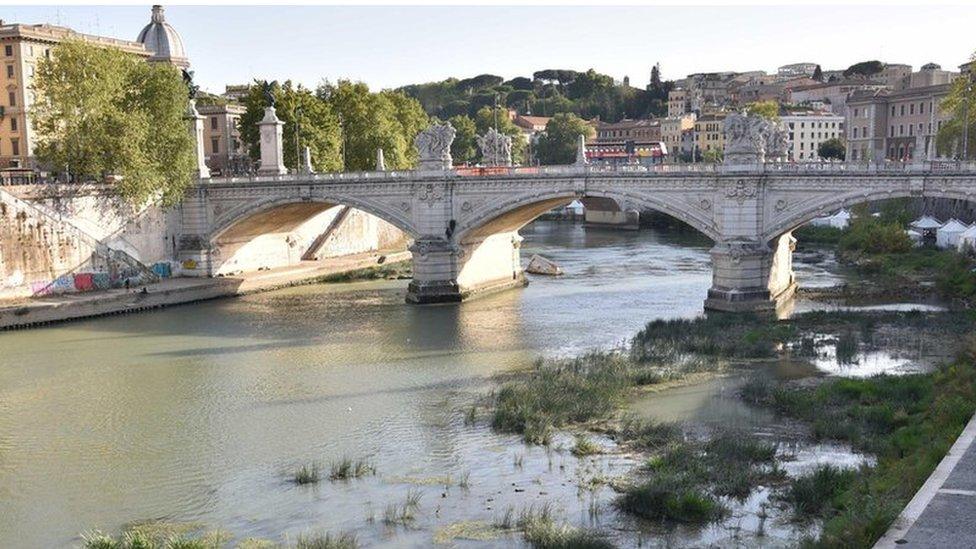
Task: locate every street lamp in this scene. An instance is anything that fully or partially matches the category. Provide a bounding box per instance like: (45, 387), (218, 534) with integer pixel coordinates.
(963, 75), (974, 161)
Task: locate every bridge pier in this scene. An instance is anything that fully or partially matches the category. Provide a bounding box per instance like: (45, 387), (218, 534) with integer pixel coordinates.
(704, 233), (796, 313)
(406, 232), (527, 304)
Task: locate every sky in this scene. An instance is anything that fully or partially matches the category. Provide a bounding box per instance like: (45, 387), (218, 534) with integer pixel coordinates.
(5, 4), (976, 94)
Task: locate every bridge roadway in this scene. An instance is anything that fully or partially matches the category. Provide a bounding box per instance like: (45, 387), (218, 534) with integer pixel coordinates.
(175, 160), (976, 312)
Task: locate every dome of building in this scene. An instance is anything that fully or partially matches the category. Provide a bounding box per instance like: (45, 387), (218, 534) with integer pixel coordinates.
(136, 5), (189, 68)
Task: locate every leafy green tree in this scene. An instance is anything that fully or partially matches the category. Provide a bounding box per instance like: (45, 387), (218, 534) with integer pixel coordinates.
(937, 59), (976, 159)
(448, 115), (477, 164)
(745, 100), (780, 120)
(474, 106), (526, 164)
(818, 137), (846, 160)
(239, 80), (342, 172)
(843, 60), (884, 79)
(317, 80), (428, 170)
(505, 77), (534, 91)
(702, 149), (723, 163)
(31, 40), (195, 204)
(535, 113), (594, 165)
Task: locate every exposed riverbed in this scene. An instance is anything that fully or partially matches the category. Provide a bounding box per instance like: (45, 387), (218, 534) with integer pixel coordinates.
(0, 221), (950, 548)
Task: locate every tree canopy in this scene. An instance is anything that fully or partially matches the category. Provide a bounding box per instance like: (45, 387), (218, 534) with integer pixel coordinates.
(448, 115), (477, 165)
(31, 40), (195, 204)
(818, 137), (846, 160)
(535, 113), (594, 165)
(843, 60), (885, 79)
(745, 100), (780, 120)
(937, 61), (976, 160)
(398, 66), (675, 122)
(239, 79), (428, 172)
(239, 80), (342, 172)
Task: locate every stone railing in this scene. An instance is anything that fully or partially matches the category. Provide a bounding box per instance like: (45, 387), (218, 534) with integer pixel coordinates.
(199, 159), (976, 186)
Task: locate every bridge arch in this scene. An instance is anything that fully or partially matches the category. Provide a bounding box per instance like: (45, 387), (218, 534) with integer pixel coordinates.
(763, 186), (976, 243)
(454, 188), (721, 243)
(209, 194), (420, 243)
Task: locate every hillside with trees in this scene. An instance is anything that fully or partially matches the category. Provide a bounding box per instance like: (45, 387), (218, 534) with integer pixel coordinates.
(397, 66), (674, 123)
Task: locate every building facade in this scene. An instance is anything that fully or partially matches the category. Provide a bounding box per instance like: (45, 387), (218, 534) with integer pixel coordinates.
(0, 22), (148, 168)
(199, 103), (247, 174)
(781, 112), (844, 161)
(845, 83), (953, 161)
(1, 5), (189, 170)
(694, 113), (726, 155)
(660, 114), (695, 161)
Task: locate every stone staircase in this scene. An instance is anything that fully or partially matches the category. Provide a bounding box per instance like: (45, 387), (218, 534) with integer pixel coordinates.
(0, 188), (158, 284)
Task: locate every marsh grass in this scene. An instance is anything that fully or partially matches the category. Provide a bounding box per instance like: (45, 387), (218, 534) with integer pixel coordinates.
(782, 464), (859, 518)
(294, 532), (358, 549)
(293, 463), (322, 485)
(742, 341), (976, 547)
(382, 489), (422, 526)
(516, 504), (615, 549)
(329, 457), (375, 481)
(571, 435), (601, 457)
(81, 525), (231, 549)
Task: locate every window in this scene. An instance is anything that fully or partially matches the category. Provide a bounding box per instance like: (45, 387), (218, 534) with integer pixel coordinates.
(910, 104), (914, 115)
(909, 125), (913, 136)
(211, 138), (219, 154)
(899, 124), (904, 136)
(210, 117), (218, 130)
(4, 45), (11, 57)
(920, 102), (924, 114)
(853, 128), (859, 138)
(854, 108), (859, 117)
(891, 106), (896, 116)
(10, 117), (17, 131)
(11, 138), (19, 156)
(5, 65), (12, 78)
(862, 126), (867, 137)
(890, 126), (895, 137)
(852, 149), (858, 160)
(919, 123), (923, 134)
(900, 105), (905, 116)
(7, 91), (14, 107)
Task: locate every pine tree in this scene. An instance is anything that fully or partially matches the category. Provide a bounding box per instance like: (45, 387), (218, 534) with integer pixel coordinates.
(813, 65), (823, 82)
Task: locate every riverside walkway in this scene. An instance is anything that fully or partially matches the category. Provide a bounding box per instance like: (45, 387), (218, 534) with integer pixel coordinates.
(875, 414), (976, 548)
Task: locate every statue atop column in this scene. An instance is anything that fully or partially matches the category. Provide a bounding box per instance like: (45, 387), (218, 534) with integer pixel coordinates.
(477, 127), (513, 167)
(764, 121), (790, 162)
(414, 121), (456, 170)
(262, 80), (277, 108)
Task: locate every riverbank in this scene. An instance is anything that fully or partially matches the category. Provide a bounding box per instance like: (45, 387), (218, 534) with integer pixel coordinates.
(0, 250), (411, 330)
(481, 309), (976, 547)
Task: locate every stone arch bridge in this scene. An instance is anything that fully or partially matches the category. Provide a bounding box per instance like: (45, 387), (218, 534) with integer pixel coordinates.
(176, 162), (976, 312)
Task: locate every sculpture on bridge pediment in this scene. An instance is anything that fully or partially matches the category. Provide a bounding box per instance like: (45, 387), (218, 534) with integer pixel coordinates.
(765, 122), (790, 161)
(724, 113), (769, 165)
(477, 128), (513, 167)
(415, 122), (456, 170)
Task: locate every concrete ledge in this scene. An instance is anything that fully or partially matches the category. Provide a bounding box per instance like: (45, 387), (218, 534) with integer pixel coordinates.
(703, 282), (797, 313)
(0, 251), (410, 330)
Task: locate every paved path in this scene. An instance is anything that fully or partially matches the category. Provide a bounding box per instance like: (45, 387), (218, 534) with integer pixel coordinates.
(0, 250), (410, 330)
(874, 413), (976, 548)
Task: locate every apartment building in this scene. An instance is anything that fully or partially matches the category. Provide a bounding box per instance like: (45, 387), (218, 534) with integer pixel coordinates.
(694, 113), (726, 154)
(845, 83), (953, 161)
(781, 112), (844, 161)
(660, 114), (696, 161)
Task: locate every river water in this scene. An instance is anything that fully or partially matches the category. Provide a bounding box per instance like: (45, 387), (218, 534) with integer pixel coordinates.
(0, 221), (929, 548)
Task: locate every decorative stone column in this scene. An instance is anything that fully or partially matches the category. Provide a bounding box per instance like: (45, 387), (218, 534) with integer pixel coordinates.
(184, 100), (210, 179)
(258, 106), (287, 175)
(376, 148), (386, 171)
(575, 134), (588, 166)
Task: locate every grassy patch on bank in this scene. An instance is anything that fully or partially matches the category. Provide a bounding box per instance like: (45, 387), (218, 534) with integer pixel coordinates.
(313, 260), (411, 284)
(742, 341), (976, 547)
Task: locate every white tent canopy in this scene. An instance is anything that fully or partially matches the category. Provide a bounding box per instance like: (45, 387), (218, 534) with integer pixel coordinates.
(936, 219), (969, 249)
(910, 215), (943, 231)
(957, 224), (976, 252)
